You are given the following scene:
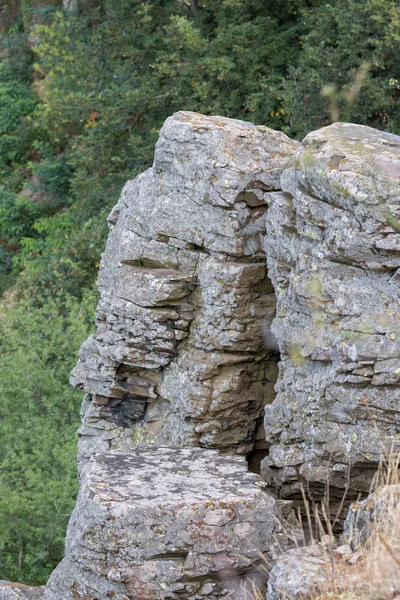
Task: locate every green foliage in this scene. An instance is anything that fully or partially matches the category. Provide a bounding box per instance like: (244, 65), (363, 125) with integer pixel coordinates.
(31, 148), (73, 202)
(281, 0), (400, 137)
(0, 32), (35, 178)
(0, 0), (399, 585)
(0, 290), (96, 582)
(18, 208), (107, 299)
(0, 248), (13, 296)
(0, 186), (42, 245)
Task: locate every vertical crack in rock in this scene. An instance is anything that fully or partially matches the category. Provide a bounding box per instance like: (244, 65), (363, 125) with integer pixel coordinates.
(262, 123), (400, 514)
(70, 111), (299, 468)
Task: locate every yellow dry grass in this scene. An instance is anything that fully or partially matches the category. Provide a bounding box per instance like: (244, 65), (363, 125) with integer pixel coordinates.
(242, 450), (400, 600)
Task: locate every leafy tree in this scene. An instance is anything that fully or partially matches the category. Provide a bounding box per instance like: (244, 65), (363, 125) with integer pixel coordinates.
(281, 0), (400, 138)
(0, 292), (96, 582)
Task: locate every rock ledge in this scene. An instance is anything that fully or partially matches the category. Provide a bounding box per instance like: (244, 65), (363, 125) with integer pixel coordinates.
(45, 446), (287, 600)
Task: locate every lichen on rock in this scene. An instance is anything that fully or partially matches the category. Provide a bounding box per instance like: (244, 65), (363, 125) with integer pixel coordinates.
(44, 447), (293, 600)
(70, 111), (298, 467)
(262, 123), (400, 512)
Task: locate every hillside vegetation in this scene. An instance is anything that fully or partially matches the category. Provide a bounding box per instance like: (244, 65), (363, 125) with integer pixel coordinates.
(0, 0), (399, 584)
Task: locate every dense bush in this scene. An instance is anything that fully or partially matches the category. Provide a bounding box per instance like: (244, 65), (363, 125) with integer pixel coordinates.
(0, 38), (35, 180)
(0, 0), (399, 583)
(282, 0), (400, 137)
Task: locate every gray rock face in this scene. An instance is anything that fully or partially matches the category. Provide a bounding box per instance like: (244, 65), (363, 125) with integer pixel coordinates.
(262, 123), (400, 509)
(344, 484), (400, 548)
(44, 447), (290, 600)
(70, 111), (298, 466)
(46, 116), (400, 599)
(0, 583), (44, 600)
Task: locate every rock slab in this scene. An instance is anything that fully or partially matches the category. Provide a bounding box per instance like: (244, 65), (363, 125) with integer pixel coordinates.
(44, 446), (288, 600)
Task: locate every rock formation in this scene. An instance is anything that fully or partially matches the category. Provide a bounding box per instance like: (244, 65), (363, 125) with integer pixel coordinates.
(6, 114), (400, 598)
(70, 111), (298, 468)
(262, 123), (400, 512)
(38, 112), (300, 599)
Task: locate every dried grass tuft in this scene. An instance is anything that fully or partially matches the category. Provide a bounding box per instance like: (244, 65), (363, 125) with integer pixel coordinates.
(243, 449), (400, 600)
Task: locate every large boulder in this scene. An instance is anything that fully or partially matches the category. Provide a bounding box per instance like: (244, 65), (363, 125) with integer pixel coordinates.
(263, 123), (400, 511)
(44, 446), (293, 600)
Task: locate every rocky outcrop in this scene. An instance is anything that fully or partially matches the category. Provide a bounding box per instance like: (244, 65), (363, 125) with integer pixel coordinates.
(262, 123), (400, 512)
(44, 447), (294, 600)
(70, 111), (298, 467)
(38, 112), (304, 600)
(37, 115), (400, 599)
(71, 115), (400, 506)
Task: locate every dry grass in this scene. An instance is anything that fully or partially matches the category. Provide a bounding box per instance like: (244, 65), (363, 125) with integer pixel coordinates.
(352, 452), (400, 600)
(240, 450), (400, 600)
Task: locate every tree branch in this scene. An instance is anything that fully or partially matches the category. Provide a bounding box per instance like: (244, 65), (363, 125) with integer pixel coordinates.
(190, 0), (200, 17)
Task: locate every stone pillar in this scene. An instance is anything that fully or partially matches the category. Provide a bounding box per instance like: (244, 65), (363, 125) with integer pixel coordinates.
(70, 111), (299, 468)
(263, 123), (400, 511)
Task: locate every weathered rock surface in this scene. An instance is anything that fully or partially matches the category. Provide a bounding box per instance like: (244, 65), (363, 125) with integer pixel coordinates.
(0, 583), (44, 599)
(267, 544), (332, 600)
(70, 111), (298, 467)
(262, 123), (400, 510)
(266, 542), (365, 600)
(44, 446), (291, 600)
(344, 484), (400, 548)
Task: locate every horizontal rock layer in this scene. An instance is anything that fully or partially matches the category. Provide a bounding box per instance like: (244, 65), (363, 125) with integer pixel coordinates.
(44, 447), (290, 600)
